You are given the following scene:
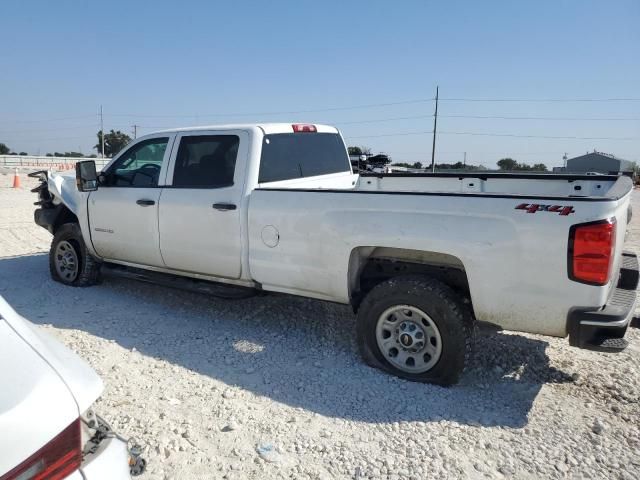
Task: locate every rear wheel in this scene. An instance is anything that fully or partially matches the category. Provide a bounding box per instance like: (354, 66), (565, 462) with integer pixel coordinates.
(356, 275), (473, 385)
(49, 223), (101, 286)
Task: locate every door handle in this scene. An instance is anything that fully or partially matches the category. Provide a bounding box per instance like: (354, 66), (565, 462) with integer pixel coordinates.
(136, 199), (155, 206)
(213, 203), (237, 211)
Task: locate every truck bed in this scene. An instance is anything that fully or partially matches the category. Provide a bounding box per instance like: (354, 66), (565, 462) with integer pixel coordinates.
(251, 173), (633, 337)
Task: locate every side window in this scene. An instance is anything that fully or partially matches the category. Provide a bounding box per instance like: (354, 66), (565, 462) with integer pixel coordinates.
(172, 135), (239, 188)
(103, 138), (169, 187)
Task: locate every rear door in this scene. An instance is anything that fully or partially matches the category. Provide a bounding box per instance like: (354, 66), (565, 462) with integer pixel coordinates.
(158, 130), (248, 278)
(88, 134), (174, 266)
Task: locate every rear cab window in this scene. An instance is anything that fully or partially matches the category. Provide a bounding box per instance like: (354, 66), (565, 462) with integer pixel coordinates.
(258, 132), (350, 183)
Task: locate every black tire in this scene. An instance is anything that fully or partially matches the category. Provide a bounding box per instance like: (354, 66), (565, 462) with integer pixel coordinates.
(356, 275), (473, 386)
(49, 223), (101, 287)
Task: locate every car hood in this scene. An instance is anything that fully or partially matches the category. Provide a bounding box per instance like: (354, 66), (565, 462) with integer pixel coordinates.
(0, 296), (103, 414)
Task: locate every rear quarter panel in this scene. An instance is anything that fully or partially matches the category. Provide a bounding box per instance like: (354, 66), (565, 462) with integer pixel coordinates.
(248, 189), (628, 336)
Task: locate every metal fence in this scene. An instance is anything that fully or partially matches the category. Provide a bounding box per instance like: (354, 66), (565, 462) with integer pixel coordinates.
(0, 155), (110, 170)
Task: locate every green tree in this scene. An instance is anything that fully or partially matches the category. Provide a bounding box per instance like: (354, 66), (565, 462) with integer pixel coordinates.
(0, 143), (10, 155)
(531, 163), (548, 172)
(18, 151), (28, 156)
(412, 162), (423, 169)
(95, 130), (132, 157)
(347, 146), (372, 156)
(497, 158), (518, 170)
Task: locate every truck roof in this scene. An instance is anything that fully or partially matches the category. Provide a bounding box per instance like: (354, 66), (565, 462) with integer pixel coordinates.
(150, 123), (339, 135)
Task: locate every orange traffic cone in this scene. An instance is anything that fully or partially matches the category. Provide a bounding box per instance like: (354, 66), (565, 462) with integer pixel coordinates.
(12, 168), (21, 188)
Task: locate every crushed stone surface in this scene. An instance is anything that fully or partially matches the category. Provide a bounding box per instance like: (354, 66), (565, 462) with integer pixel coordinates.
(1, 174), (639, 479)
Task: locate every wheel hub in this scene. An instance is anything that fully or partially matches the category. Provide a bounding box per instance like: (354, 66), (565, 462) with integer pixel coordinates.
(54, 240), (79, 282)
(375, 305), (443, 374)
(397, 321), (425, 353)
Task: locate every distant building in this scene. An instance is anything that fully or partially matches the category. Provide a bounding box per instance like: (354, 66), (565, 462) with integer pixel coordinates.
(565, 151), (634, 175)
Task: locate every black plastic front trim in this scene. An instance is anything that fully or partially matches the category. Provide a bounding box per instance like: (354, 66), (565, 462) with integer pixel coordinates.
(33, 206), (61, 234)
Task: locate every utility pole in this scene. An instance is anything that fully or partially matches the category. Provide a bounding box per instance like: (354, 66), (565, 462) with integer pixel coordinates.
(463, 151), (467, 167)
(132, 124), (139, 139)
(100, 105), (105, 159)
(430, 86), (439, 173)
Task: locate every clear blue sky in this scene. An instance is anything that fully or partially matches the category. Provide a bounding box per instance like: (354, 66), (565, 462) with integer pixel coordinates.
(1, 0), (638, 168)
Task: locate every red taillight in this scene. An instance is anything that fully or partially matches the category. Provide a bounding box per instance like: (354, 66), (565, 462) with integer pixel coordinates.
(292, 124), (317, 133)
(1, 419), (81, 480)
(569, 219), (616, 286)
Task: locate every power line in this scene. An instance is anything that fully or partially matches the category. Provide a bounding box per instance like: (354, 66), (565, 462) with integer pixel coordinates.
(440, 130), (640, 140)
(104, 98), (436, 119)
(440, 97), (640, 102)
(345, 130), (639, 140)
(346, 131), (435, 139)
(101, 96), (640, 119)
(0, 114), (96, 125)
(0, 124), (101, 134)
(6, 134), (96, 142)
(439, 114), (640, 121)
(4, 112), (640, 135)
(335, 114), (434, 125)
(3, 94), (639, 125)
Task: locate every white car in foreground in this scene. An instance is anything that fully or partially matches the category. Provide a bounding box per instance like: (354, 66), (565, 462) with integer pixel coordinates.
(0, 296), (141, 480)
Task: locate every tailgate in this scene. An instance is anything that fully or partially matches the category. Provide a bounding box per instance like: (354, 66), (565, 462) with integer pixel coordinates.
(606, 182), (634, 301)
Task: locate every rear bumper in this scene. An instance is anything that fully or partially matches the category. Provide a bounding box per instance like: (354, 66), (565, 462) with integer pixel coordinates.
(80, 435), (131, 479)
(568, 251), (638, 352)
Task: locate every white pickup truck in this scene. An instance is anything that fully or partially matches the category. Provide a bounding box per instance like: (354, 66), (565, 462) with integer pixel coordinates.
(31, 123), (638, 385)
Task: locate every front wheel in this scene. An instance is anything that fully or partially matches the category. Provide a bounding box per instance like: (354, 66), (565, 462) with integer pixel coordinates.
(356, 276), (473, 386)
(49, 223), (101, 287)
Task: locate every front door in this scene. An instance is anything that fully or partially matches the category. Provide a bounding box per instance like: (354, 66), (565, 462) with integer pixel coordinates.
(158, 131), (247, 278)
(88, 135), (174, 266)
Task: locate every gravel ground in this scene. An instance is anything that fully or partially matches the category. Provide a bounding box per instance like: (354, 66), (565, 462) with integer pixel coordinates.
(1, 172), (639, 480)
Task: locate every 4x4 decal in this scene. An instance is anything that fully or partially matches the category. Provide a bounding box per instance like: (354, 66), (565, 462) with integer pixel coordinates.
(515, 203), (575, 216)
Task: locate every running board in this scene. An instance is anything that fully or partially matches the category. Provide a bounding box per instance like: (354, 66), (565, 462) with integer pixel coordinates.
(101, 263), (257, 299)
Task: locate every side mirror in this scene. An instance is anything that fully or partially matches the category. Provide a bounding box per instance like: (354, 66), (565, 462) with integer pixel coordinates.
(76, 161), (98, 192)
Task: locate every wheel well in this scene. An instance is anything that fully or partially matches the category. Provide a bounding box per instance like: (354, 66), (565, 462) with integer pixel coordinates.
(349, 247), (473, 313)
(52, 206), (79, 233)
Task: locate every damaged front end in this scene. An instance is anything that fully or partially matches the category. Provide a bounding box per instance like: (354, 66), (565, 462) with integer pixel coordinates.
(28, 170), (81, 234)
